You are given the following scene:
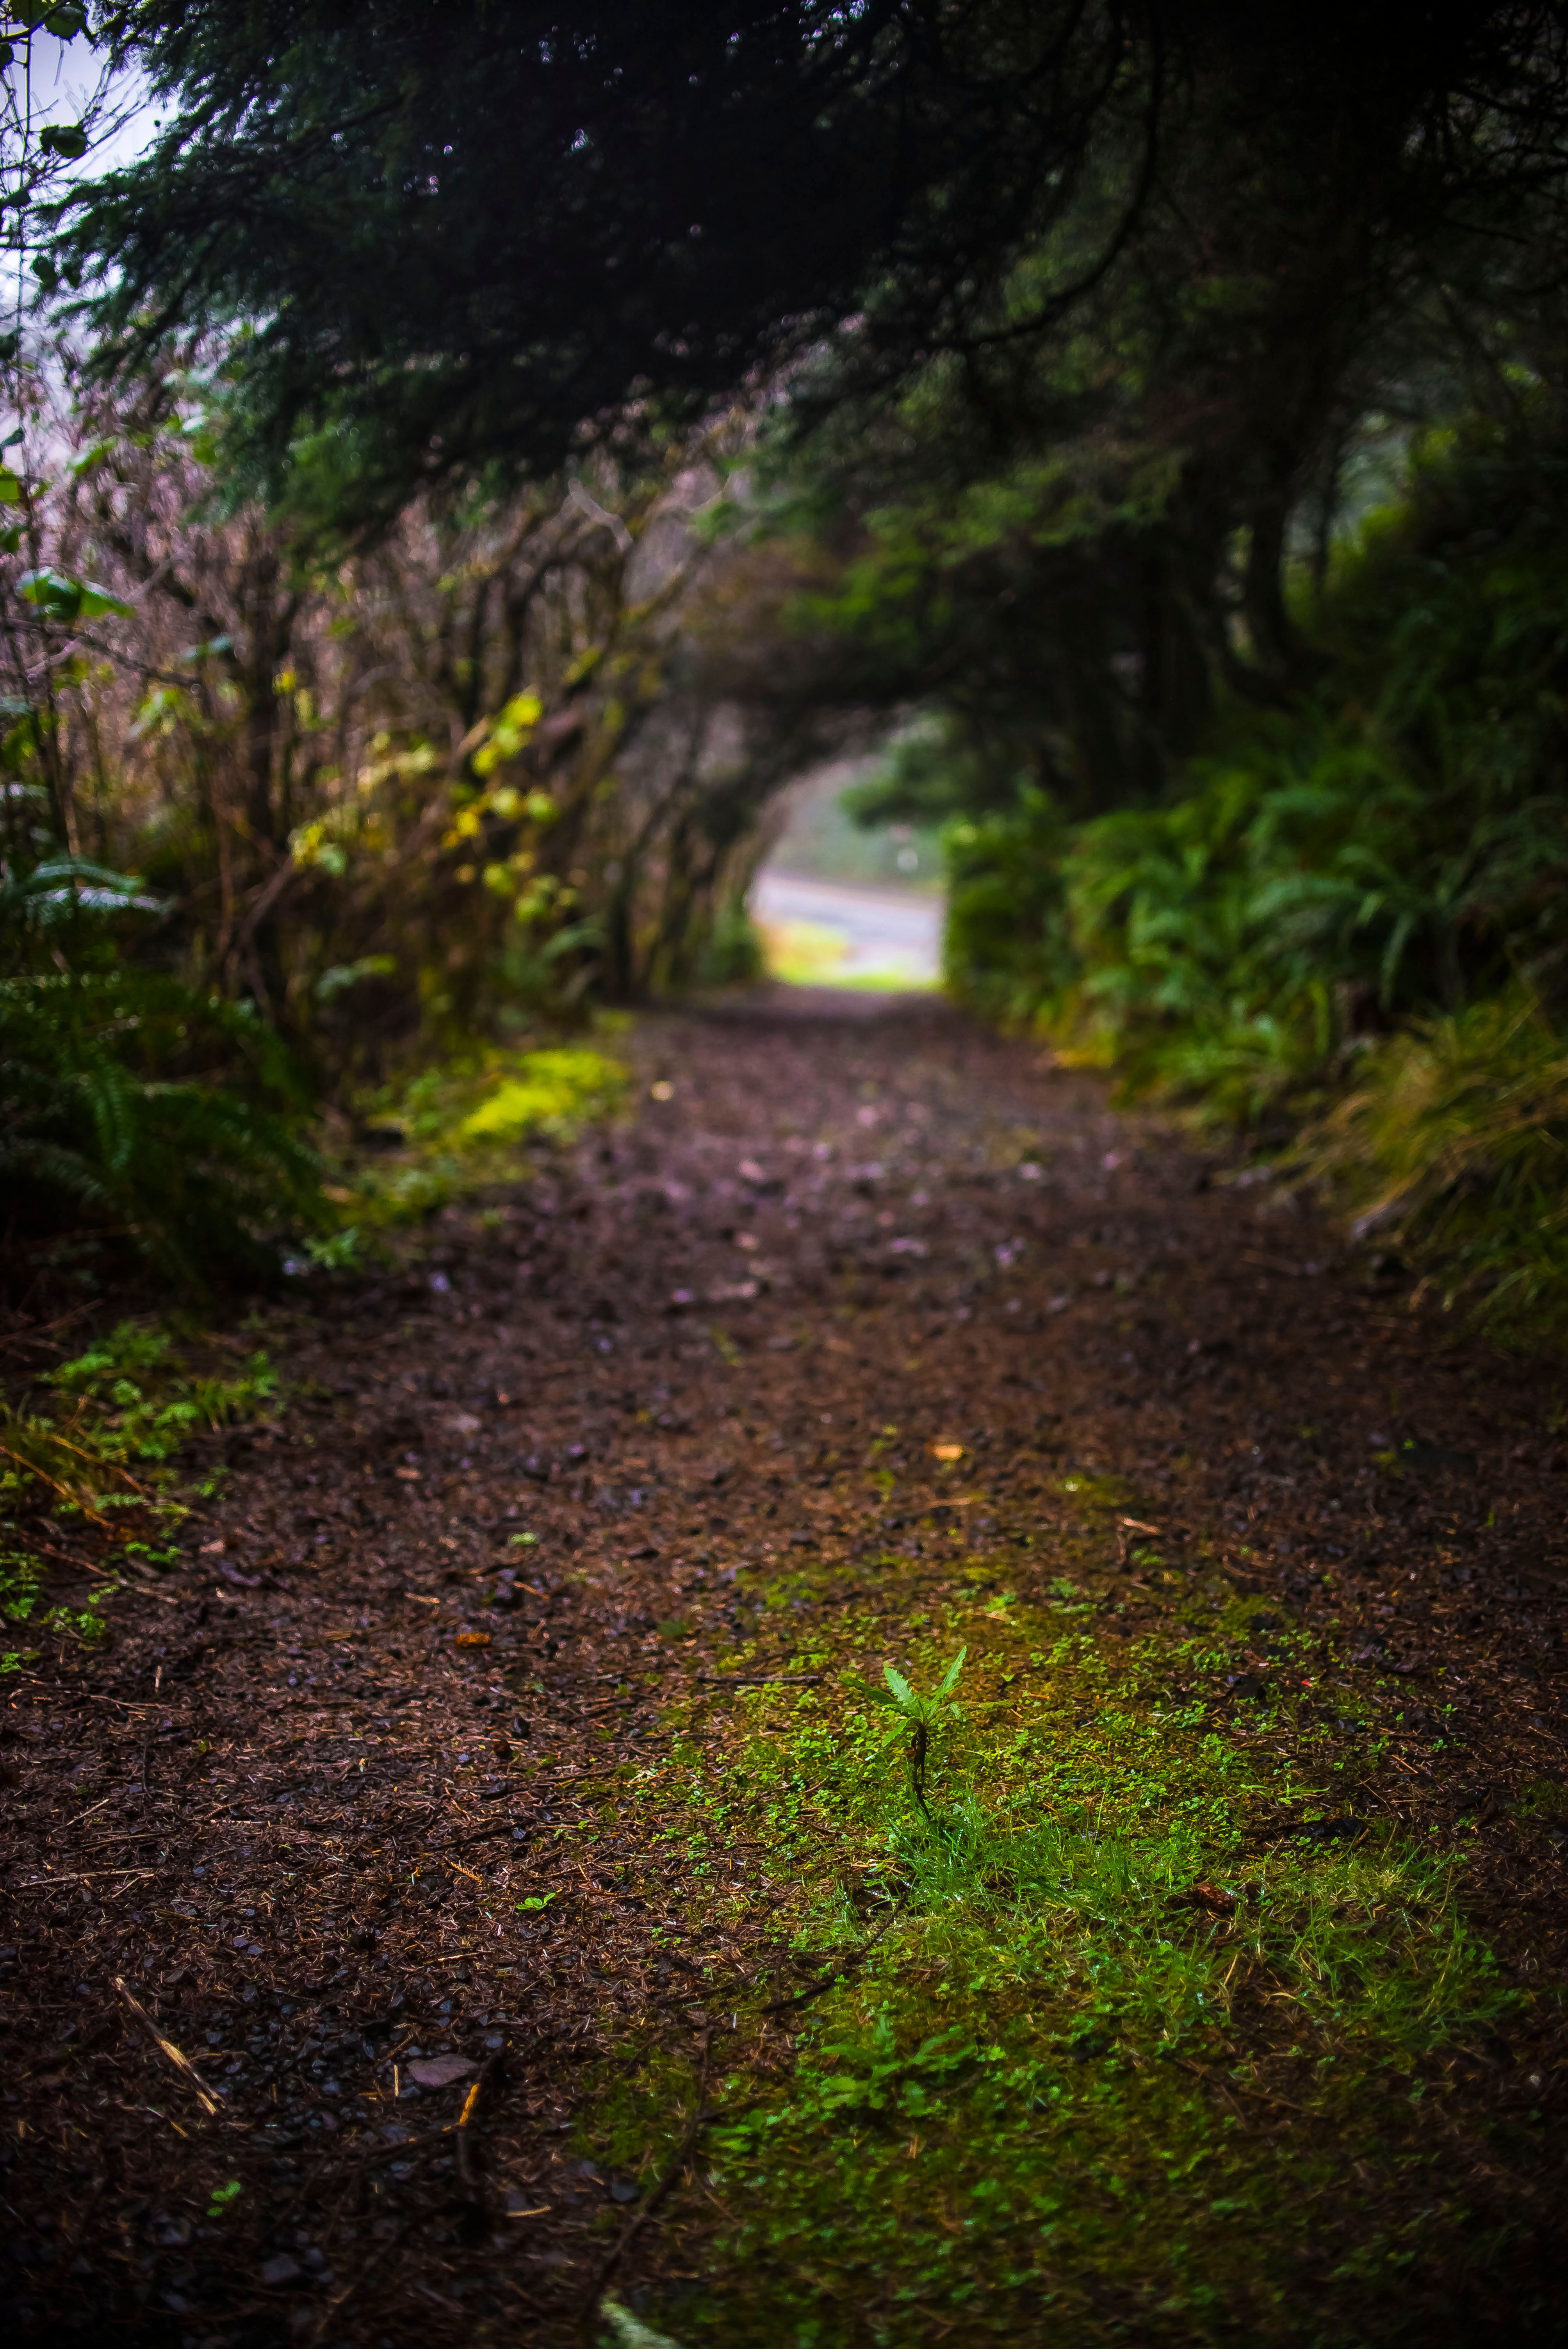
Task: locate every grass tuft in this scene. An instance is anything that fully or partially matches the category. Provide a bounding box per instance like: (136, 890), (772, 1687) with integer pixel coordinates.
(1302, 991), (1568, 1337)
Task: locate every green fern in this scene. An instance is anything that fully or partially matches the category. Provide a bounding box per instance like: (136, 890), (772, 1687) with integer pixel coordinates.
(0, 966), (323, 1288)
(1302, 993), (1568, 1337)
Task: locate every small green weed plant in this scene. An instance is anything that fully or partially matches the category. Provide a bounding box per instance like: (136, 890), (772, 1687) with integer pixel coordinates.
(862, 1647), (966, 1819)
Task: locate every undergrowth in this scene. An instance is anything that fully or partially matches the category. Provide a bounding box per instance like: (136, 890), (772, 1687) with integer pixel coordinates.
(326, 1041), (628, 1240)
(917, 420), (1568, 1341)
(1302, 993), (1568, 1337)
(0, 1319), (280, 1672)
(577, 1489), (1538, 2346)
(0, 868), (325, 1292)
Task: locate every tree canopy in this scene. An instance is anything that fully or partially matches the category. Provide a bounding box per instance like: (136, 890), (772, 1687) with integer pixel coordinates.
(704, 0), (1568, 815)
(68, 2), (1568, 533)
(69, 0), (1120, 523)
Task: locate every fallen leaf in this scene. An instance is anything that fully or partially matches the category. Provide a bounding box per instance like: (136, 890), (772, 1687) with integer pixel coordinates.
(1190, 1880), (1235, 1913)
(394, 1466), (421, 1481)
(406, 2055), (477, 2090)
(455, 1630), (491, 1648)
(1166, 1880), (1236, 1915)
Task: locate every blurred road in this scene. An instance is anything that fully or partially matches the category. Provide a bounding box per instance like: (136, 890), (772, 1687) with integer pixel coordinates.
(750, 869), (944, 987)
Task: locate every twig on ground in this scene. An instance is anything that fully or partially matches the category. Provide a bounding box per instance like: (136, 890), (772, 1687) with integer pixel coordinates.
(454, 2046), (506, 2201)
(112, 1977), (223, 2118)
(700, 1672), (823, 1686)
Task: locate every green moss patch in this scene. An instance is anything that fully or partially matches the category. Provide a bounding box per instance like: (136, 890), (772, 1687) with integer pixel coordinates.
(577, 1536), (1542, 2345)
(339, 1041), (627, 1226)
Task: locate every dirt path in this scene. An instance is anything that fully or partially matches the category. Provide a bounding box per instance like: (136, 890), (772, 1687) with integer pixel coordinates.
(7, 992), (1568, 2348)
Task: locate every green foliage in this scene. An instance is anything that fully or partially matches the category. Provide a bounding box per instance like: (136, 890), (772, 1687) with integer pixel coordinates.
(0, 831), (325, 1292)
(48, 1320), (278, 1464)
(67, 5), (1130, 528)
(0, 1536), (110, 1674)
(1060, 717), (1410, 1121)
(1304, 993), (1568, 1335)
(582, 1529), (1522, 2345)
(0, 960), (323, 1289)
(600, 2303), (686, 2349)
(342, 1044), (627, 1226)
(942, 791), (1077, 1029)
(0, 374), (775, 1217)
(16, 565), (129, 621)
(943, 422), (1568, 1083)
(693, 905), (766, 989)
(696, 1793), (1505, 2345)
(1, 1319), (280, 1670)
(925, 422), (1568, 1325)
(861, 1647), (966, 1820)
(0, 853), (158, 935)
(453, 1047), (624, 1146)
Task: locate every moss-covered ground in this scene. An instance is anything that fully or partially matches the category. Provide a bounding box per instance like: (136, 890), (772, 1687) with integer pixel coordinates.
(576, 1474), (1545, 2347)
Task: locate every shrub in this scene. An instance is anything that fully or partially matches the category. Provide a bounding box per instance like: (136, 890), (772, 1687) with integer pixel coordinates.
(0, 964), (322, 1290)
(1303, 993), (1568, 1334)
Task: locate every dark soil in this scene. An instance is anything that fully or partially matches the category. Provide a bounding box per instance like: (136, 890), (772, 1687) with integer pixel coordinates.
(5, 991), (1567, 2346)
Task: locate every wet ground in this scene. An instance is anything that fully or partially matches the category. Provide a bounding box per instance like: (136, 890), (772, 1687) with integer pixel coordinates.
(5, 990), (1567, 2347)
